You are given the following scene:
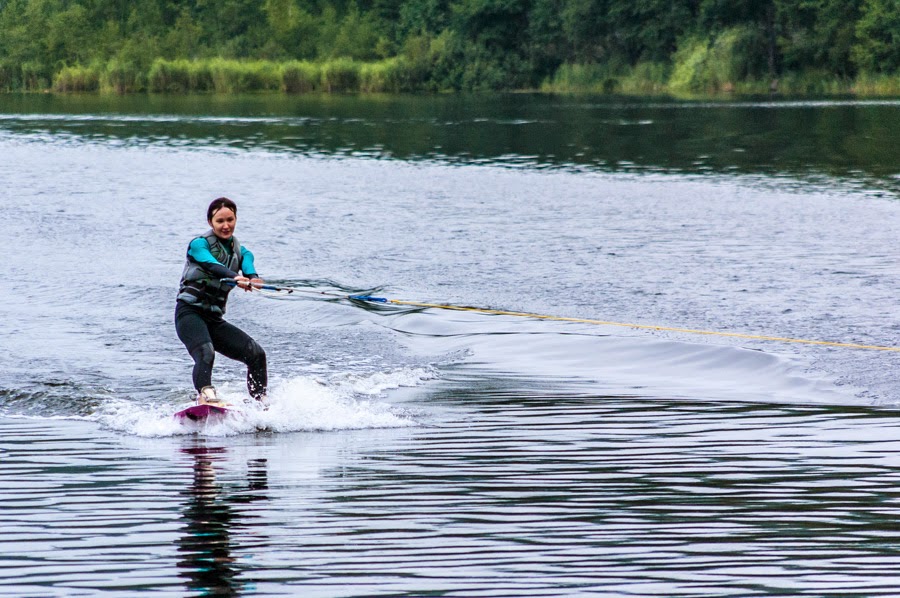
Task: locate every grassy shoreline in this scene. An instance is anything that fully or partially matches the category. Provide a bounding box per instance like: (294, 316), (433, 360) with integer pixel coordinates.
(30, 57), (900, 97)
(50, 57), (427, 94)
(542, 63), (900, 97)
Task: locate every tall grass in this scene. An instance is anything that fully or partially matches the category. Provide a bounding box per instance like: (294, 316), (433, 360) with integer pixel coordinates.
(617, 62), (670, 94)
(208, 59), (281, 93)
(850, 72), (900, 96)
(148, 59), (214, 92)
(100, 59), (144, 93)
(148, 58), (283, 93)
(542, 63), (616, 93)
(147, 57), (410, 93)
(280, 61), (321, 92)
(53, 64), (100, 92)
(39, 56), (900, 97)
(359, 58), (403, 92)
(668, 27), (770, 95)
(542, 62), (669, 94)
(21, 61), (49, 91)
(320, 58), (359, 92)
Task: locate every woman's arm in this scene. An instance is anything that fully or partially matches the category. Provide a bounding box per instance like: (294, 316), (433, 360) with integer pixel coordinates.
(187, 237), (239, 279)
(239, 246), (258, 278)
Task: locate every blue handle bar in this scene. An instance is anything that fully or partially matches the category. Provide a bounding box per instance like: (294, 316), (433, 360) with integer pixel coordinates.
(349, 295), (388, 302)
(220, 279), (387, 302)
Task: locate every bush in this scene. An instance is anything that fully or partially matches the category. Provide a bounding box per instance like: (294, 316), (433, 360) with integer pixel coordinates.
(541, 61), (671, 94)
(850, 72), (900, 95)
(281, 61), (321, 93)
(852, 0), (900, 73)
(242, 60), (282, 92)
(321, 58), (359, 92)
(359, 59), (402, 92)
(208, 58), (281, 93)
(543, 63), (617, 93)
(0, 63), (13, 91)
(53, 64), (100, 92)
(21, 61), (50, 91)
(619, 62), (671, 94)
(148, 58), (213, 92)
(398, 34), (435, 90)
(670, 28), (768, 94)
(149, 59), (186, 92)
(775, 70), (848, 95)
(669, 37), (714, 93)
(100, 59), (144, 93)
(208, 59), (281, 93)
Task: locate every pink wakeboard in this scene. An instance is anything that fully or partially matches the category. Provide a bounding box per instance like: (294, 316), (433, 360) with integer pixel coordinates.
(174, 404), (233, 422)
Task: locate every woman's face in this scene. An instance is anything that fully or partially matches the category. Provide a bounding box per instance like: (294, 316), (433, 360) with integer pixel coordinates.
(209, 207), (236, 239)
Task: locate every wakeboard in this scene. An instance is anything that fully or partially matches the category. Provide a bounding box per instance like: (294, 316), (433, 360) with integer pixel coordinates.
(174, 403), (235, 422)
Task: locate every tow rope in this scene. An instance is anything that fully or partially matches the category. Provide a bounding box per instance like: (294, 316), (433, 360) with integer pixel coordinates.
(227, 280), (900, 353)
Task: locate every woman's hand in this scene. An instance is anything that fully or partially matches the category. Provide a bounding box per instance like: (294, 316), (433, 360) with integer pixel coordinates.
(235, 276), (264, 291)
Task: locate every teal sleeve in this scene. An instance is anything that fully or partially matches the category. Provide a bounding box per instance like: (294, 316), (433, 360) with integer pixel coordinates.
(187, 237), (219, 265)
(240, 246), (258, 277)
(187, 238), (257, 277)
(187, 237), (239, 278)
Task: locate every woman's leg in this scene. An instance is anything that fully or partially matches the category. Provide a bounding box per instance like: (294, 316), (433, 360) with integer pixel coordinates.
(175, 310), (216, 393)
(208, 320), (268, 400)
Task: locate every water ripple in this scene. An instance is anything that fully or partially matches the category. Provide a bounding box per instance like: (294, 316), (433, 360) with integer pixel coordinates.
(5, 393), (900, 595)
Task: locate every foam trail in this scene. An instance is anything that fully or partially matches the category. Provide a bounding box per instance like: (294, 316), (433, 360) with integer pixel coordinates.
(93, 367), (434, 437)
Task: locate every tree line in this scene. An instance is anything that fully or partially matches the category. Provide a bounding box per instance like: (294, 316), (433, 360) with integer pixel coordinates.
(1, 0), (898, 94)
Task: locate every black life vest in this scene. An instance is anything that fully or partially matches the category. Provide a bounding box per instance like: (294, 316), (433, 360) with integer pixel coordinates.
(176, 230), (243, 315)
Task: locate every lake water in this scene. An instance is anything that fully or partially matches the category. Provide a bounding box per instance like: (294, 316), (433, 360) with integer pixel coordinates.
(2, 93), (900, 596)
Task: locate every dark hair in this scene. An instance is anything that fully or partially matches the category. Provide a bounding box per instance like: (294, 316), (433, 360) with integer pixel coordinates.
(207, 197), (237, 221)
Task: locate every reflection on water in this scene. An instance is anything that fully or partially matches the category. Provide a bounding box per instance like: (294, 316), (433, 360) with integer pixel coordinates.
(1, 93), (899, 191)
(178, 442), (268, 597)
(7, 397), (900, 595)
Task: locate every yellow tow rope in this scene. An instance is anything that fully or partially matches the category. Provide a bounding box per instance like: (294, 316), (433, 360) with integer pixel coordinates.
(384, 299), (900, 353)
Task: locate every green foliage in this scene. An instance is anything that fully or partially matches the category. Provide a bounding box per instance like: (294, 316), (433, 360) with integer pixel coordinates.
(851, 71), (900, 95)
(281, 60), (322, 92)
(622, 62), (671, 93)
(160, 9), (204, 59)
(147, 58), (285, 93)
(53, 64), (100, 92)
(320, 58), (360, 92)
(398, 0), (450, 37)
(208, 59), (282, 93)
(329, 2), (382, 60)
(777, 0), (861, 76)
(852, 0), (900, 73)
(101, 58), (145, 93)
(0, 0), (898, 95)
(543, 61), (670, 94)
(775, 69), (851, 94)
(148, 59), (214, 92)
(669, 37), (716, 93)
(360, 58), (405, 92)
(543, 63), (620, 93)
(670, 27), (768, 93)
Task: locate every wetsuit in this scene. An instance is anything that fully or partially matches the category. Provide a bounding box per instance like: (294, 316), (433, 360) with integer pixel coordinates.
(175, 230), (267, 399)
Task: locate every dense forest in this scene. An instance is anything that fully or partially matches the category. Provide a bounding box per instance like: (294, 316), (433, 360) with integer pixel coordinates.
(1, 0), (898, 94)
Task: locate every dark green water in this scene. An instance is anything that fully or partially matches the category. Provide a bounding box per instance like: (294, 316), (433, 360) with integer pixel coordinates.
(2, 93), (899, 192)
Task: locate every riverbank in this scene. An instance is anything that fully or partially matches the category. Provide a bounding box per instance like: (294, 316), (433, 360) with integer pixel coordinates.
(543, 63), (900, 97)
(30, 57), (900, 97)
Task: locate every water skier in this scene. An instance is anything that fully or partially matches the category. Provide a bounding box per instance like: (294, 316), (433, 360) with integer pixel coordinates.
(175, 197), (267, 405)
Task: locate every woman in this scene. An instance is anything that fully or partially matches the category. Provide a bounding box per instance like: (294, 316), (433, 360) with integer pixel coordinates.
(175, 197), (267, 405)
